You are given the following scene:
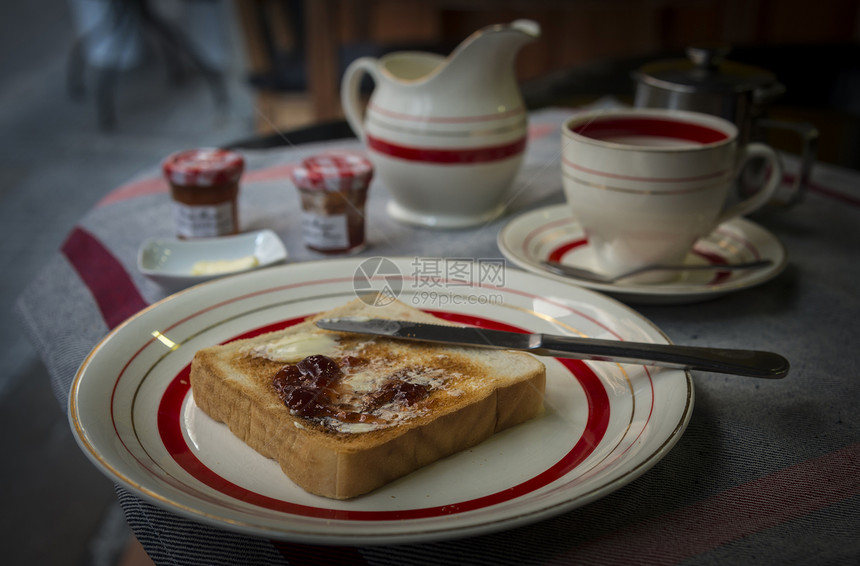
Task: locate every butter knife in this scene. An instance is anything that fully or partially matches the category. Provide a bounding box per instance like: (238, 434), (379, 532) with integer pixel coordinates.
(315, 318), (789, 379)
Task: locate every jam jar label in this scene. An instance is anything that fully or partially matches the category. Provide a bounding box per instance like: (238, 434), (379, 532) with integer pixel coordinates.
(301, 212), (349, 250)
(173, 201), (236, 238)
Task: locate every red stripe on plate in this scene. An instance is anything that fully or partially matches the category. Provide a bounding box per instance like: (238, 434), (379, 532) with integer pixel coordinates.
(367, 135), (526, 164)
(158, 312), (611, 520)
(61, 227), (148, 329)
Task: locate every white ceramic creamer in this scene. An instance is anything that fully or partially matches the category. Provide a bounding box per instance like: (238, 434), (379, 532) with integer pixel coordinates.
(341, 20), (540, 229)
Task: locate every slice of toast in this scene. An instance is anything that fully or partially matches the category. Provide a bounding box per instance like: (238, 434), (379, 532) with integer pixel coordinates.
(190, 297), (546, 499)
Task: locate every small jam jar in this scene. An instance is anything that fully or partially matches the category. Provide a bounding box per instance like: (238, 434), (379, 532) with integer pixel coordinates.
(290, 152), (372, 254)
(162, 148), (245, 238)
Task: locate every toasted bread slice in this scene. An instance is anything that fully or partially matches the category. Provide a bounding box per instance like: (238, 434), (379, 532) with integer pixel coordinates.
(190, 297), (546, 499)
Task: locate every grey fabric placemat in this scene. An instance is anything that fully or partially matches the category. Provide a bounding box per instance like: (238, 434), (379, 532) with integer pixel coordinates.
(15, 108), (860, 565)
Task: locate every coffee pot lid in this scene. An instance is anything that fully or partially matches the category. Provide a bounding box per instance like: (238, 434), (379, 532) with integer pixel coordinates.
(637, 45), (777, 94)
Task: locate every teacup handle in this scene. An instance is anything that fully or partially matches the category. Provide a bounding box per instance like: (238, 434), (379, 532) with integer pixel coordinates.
(340, 57), (381, 143)
(716, 142), (784, 226)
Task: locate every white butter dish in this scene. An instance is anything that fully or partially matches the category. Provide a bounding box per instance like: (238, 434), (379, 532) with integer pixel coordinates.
(138, 229), (288, 291)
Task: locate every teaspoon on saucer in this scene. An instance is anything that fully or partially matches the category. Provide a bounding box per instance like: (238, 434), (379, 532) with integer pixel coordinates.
(541, 259), (774, 284)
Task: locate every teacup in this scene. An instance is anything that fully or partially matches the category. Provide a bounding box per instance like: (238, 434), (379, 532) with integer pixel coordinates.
(561, 108), (782, 282)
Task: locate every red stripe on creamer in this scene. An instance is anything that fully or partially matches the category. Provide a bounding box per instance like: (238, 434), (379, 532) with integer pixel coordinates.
(367, 135), (527, 164)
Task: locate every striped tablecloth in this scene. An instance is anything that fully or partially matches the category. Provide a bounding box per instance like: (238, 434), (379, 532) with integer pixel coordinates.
(16, 109), (860, 565)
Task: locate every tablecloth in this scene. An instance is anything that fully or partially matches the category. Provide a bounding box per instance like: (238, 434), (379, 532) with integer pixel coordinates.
(15, 108), (860, 565)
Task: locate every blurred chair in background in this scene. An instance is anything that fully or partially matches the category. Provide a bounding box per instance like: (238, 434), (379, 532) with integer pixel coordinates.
(67, 0), (229, 129)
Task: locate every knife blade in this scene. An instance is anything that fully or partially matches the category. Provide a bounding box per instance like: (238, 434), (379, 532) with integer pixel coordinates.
(315, 318), (789, 379)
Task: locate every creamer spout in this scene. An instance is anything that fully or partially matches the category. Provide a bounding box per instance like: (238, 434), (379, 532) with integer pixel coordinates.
(510, 19), (541, 38)
(439, 19), (541, 89)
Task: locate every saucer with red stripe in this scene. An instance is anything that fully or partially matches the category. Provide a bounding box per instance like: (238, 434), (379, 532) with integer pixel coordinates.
(498, 204), (786, 305)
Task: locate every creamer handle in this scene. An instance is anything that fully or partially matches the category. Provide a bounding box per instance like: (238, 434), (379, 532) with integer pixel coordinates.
(340, 57), (380, 143)
(716, 142), (783, 225)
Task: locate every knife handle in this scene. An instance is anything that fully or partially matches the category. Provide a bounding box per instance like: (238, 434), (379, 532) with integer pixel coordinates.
(536, 335), (789, 379)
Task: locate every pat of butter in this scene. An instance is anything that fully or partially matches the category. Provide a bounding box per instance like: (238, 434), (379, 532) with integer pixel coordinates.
(255, 333), (339, 363)
(335, 422), (378, 433)
(191, 255), (259, 276)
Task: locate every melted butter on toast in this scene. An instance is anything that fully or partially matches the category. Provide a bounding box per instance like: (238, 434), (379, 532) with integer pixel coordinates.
(243, 333), (483, 434)
(245, 331), (339, 363)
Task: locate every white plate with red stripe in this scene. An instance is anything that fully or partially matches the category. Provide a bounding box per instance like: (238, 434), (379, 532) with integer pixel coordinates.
(69, 257), (692, 544)
(499, 204), (787, 304)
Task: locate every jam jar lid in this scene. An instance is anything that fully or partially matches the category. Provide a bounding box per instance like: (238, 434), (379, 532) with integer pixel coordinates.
(290, 152), (373, 192)
(637, 45), (777, 95)
(162, 148), (245, 187)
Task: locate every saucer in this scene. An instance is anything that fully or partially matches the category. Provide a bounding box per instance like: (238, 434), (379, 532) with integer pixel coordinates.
(138, 230), (288, 292)
(498, 204), (787, 304)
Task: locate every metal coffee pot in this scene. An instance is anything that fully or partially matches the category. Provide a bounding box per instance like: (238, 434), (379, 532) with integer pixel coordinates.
(634, 45), (818, 206)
